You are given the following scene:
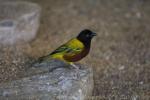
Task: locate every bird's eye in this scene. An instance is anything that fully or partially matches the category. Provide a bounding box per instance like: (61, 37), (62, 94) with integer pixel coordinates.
(86, 34), (90, 37)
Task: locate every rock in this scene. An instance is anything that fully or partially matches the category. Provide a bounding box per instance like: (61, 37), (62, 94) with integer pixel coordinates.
(0, 60), (93, 100)
(0, 1), (41, 45)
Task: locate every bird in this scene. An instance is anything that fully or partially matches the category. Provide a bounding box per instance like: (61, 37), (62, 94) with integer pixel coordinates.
(38, 29), (96, 68)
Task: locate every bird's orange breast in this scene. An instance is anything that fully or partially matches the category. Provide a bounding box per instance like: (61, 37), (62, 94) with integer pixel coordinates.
(63, 47), (90, 62)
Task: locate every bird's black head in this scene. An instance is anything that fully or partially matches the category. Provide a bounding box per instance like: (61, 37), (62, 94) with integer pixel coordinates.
(77, 29), (96, 46)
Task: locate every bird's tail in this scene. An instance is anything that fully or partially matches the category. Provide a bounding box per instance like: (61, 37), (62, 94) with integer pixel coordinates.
(30, 55), (52, 67)
(37, 54), (52, 63)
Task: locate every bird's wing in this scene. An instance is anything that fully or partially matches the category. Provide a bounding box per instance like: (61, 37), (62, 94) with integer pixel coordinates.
(50, 38), (84, 56)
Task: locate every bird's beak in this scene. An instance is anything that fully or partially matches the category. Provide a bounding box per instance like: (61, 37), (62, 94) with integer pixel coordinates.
(92, 32), (97, 36)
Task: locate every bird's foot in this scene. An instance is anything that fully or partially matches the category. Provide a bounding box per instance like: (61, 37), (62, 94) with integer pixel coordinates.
(70, 63), (79, 70)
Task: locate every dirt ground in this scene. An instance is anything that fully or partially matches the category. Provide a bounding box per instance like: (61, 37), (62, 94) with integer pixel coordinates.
(0, 0), (150, 99)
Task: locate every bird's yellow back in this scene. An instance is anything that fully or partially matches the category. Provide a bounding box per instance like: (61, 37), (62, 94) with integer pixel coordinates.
(66, 38), (84, 49)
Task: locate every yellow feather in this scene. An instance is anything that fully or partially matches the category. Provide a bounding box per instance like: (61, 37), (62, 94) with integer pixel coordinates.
(50, 38), (84, 62)
(66, 38), (84, 49)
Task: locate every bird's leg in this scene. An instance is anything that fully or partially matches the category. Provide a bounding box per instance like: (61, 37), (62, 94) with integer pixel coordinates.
(70, 62), (79, 70)
(69, 62), (80, 79)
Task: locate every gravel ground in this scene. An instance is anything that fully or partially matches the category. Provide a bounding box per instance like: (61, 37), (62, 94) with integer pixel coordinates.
(0, 0), (150, 99)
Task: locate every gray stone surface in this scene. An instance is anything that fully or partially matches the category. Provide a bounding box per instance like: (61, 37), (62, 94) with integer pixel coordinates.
(0, 1), (41, 45)
(0, 60), (93, 100)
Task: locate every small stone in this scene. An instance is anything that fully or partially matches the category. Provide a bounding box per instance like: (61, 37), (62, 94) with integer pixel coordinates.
(139, 81), (143, 85)
(136, 12), (141, 18)
(118, 65), (125, 70)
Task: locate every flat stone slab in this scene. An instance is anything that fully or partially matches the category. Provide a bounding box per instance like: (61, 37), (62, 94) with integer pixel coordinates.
(0, 60), (93, 100)
(0, 1), (41, 45)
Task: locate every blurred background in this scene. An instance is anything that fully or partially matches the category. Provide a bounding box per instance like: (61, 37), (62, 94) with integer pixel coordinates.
(0, 0), (150, 99)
